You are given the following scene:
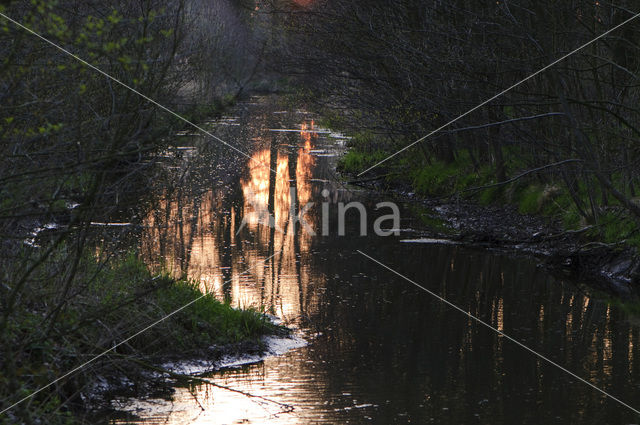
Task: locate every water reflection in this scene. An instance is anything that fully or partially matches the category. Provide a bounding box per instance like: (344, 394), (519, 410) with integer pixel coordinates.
(141, 118), (322, 322)
(124, 100), (640, 424)
(120, 242), (640, 424)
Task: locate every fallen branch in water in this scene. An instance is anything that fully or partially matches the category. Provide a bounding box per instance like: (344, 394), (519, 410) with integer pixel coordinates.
(127, 357), (295, 413)
(539, 226), (594, 241)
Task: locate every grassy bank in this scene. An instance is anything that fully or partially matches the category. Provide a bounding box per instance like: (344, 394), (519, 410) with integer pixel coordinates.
(0, 250), (278, 424)
(337, 131), (640, 251)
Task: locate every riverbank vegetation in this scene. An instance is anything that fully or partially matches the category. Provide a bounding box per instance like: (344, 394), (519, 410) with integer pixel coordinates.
(0, 0), (278, 422)
(1, 252), (276, 424)
(4, 0), (640, 421)
(338, 142), (640, 250)
(272, 0), (640, 252)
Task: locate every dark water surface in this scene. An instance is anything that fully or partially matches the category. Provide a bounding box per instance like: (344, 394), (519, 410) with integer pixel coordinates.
(111, 97), (640, 424)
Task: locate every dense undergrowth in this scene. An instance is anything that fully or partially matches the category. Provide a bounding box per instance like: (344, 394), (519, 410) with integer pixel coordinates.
(277, 0), (640, 258)
(0, 249), (277, 425)
(336, 130), (640, 251)
(0, 1), (276, 422)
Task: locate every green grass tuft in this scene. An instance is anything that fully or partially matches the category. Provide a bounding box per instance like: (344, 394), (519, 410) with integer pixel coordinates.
(338, 149), (388, 173)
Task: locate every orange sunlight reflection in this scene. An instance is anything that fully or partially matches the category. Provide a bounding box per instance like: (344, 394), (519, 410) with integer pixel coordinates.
(141, 120), (320, 323)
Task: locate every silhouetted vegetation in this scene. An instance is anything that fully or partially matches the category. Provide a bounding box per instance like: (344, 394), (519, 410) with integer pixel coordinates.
(4, 0), (640, 422)
(0, 0), (275, 422)
(273, 0), (640, 247)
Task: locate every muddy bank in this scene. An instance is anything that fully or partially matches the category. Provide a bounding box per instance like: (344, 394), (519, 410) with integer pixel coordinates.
(351, 179), (640, 298)
(87, 327), (303, 414)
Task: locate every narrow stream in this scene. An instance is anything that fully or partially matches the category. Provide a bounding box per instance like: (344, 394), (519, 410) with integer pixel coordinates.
(109, 97), (640, 424)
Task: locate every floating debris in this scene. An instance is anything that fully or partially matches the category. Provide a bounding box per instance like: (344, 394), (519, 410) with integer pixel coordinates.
(175, 130), (195, 136)
(399, 238), (457, 245)
(269, 128), (331, 133)
(328, 131), (351, 139)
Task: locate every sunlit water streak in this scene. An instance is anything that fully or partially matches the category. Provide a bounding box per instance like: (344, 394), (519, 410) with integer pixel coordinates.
(110, 97), (640, 425)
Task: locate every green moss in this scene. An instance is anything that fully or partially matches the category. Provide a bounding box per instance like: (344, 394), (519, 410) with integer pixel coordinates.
(411, 161), (458, 195)
(409, 152), (494, 196)
(562, 207), (583, 229)
(478, 186), (502, 205)
(517, 184), (543, 214)
(338, 149), (388, 173)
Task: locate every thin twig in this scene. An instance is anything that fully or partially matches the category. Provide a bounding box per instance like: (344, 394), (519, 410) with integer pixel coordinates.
(127, 358), (295, 413)
(442, 112), (565, 133)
